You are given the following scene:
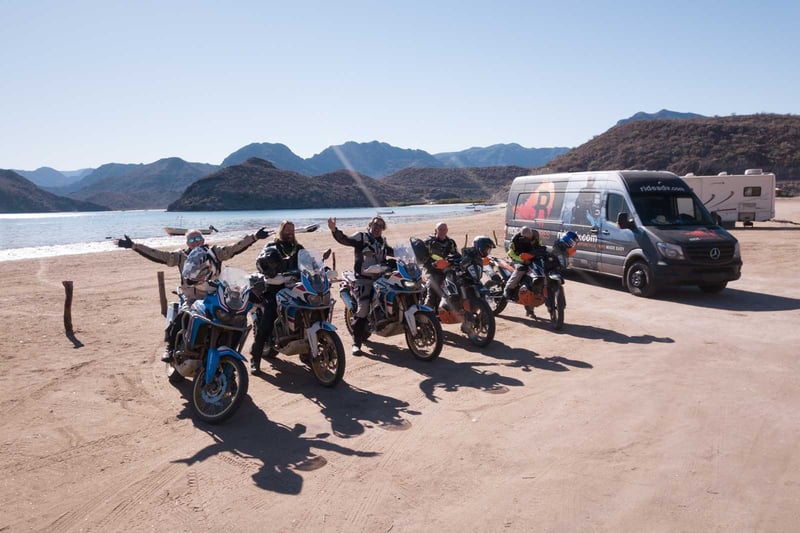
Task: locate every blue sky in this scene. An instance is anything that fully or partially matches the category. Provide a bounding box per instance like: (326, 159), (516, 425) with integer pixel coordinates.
(2, 0), (798, 171)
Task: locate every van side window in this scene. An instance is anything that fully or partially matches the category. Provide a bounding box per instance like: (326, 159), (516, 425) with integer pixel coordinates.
(743, 186), (761, 197)
(606, 193), (628, 223)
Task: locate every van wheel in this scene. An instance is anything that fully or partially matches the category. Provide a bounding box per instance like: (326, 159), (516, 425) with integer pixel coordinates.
(625, 261), (657, 297)
(699, 282), (727, 294)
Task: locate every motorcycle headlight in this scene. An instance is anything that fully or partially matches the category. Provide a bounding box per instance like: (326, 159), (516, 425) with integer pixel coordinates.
(402, 279), (420, 289)
(307, 293), (323, 306)
(733, 241), (740, 259)
(214, 308), (246, 326)
(656, 242), (685, 260)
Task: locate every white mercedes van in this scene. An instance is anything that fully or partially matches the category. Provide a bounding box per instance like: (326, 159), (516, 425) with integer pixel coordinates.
(504, 170), (742, 297)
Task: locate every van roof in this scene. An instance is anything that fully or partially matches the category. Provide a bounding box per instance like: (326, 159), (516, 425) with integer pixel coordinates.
(515, 170), (680, 181)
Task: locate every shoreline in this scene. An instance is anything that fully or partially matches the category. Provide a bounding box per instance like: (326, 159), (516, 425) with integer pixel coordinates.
(0, 204), (503, 262)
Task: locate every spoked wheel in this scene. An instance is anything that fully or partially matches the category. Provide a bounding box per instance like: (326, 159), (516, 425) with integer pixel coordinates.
(548, 286), (566, 330)
(344, 306), (355, 336)
(464, 299), (496, 347)
(483, 278), (508, 316)
(192, 355), (249, 424)
(404, 310), (443, 361)
(166, 329), (186, 384)
(311, 330), (346, 387)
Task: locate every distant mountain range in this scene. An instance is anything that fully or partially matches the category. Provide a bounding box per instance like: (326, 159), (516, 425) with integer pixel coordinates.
(0, 169), (107, 213)
(4, 110), (799, 214)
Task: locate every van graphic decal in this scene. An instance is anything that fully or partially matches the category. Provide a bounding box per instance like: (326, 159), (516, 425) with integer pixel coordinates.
(515, 181), (561, 221)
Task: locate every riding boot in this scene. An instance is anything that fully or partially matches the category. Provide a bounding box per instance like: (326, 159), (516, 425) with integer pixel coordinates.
(352, 316), (369, 344)
(249, 354), (261, 374)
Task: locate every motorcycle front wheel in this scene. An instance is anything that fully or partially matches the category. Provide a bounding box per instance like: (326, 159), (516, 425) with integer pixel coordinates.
(483, 278), (508, 316)
(311, 330), (346, 387)
(192, 355), (249, 424)
(549, 286), (566, 330)
(465, 298), (496, 347)
(404, 310), (443, 361)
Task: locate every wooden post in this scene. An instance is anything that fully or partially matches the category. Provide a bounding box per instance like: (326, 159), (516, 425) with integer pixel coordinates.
(62, 281), (74, 334)
(492, 230), (499, 246)
(332, 252), (336, 271)
(157, 271), (168, 316)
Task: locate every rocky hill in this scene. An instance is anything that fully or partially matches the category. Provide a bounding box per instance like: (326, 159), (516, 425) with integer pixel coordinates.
(0, 170), (108, 213)
(168, 158), (399, 211)
(542, 114), (800, 181)
(382, 166), (531, 203)
(615, 109), (706, 126)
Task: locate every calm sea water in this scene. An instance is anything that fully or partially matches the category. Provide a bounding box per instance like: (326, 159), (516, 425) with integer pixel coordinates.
(0, 204), (498, 262)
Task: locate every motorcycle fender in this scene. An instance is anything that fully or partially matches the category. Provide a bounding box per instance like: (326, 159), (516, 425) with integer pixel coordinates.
(204, 346), (247, 385)
(305, 321), (337, 358)
(403, 304), (431, 333)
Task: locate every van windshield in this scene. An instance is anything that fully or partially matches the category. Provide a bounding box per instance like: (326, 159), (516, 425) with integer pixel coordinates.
(630, 193), (715, 227)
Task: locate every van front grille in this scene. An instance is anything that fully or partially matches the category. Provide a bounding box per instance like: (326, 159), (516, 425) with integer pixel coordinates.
(683, 242), (736, 263)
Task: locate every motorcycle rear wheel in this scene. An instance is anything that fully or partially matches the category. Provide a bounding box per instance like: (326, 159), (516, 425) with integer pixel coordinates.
(465, 298), (496, 347)
(167, 329), (186, 383)
(192, 355), (249, 424)
(343, 306), (355, 336)
(311, 330), (346, 387)
(404, 310), (443, 361)
(483, 278), (508, 316)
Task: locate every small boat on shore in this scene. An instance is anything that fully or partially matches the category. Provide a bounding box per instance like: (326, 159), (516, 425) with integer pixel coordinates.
(164, 225), (218, 236)
(377, 209), (394, 215)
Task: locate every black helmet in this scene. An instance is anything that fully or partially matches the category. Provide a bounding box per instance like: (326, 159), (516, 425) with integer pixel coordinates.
(257, 247), (282, 275)
(472, 235), (495, 257)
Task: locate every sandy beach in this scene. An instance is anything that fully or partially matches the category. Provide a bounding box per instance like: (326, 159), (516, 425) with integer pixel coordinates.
(2, 199), (800, 532)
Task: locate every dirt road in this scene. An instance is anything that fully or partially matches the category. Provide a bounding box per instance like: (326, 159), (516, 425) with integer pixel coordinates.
(2, 199), (799, 532)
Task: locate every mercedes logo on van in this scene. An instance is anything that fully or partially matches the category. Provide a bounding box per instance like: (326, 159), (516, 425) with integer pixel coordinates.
(709, 247), (721, 260)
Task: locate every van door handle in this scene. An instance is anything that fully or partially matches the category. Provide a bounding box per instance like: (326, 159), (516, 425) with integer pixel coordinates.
(601, 230), (610, 235)
(590, 228), (599, 234)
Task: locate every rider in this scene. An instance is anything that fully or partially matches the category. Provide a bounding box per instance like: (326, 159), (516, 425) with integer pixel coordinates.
(116, 226), (270, 362)
(422, 221), (460, 312)
(327, 215), (393, 355)
(249, 221), (304, 374)
(462, 235), (496, 266)
(503, 226), (548, 301)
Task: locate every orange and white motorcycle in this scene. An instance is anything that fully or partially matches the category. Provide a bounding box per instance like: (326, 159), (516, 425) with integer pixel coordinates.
(483, 232), (578, 330)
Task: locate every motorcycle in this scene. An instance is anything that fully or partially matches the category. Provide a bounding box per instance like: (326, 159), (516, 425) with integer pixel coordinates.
(166, 265), (252, 424)
(251, 248), (345, 387)
(426, 253), (496, 347)
(339, 241), (443, 360)
(483, 233), (578, 330)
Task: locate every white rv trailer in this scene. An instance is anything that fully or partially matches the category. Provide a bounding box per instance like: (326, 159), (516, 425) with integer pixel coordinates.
(682, 169), (775, 228)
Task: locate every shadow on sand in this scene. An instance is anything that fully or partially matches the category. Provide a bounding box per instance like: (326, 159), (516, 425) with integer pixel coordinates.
(171, 380), (379, 495)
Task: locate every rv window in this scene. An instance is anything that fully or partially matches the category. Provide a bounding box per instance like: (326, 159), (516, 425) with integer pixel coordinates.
(605, 193), (629, 223)
(744, 186), (761, 197)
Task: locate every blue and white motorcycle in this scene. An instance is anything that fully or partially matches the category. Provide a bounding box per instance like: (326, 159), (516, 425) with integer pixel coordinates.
(167, 261), (252, 424)
(339, 241), (443, 360)
(252, 248), (345, 387)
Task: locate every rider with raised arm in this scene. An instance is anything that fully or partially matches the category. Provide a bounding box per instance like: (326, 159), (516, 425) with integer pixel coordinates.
(327, 216), (393, 355)
(115, 226), (270, 361)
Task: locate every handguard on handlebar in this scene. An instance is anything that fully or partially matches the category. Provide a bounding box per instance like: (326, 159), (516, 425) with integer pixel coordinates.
(433, 258), (451, 270)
